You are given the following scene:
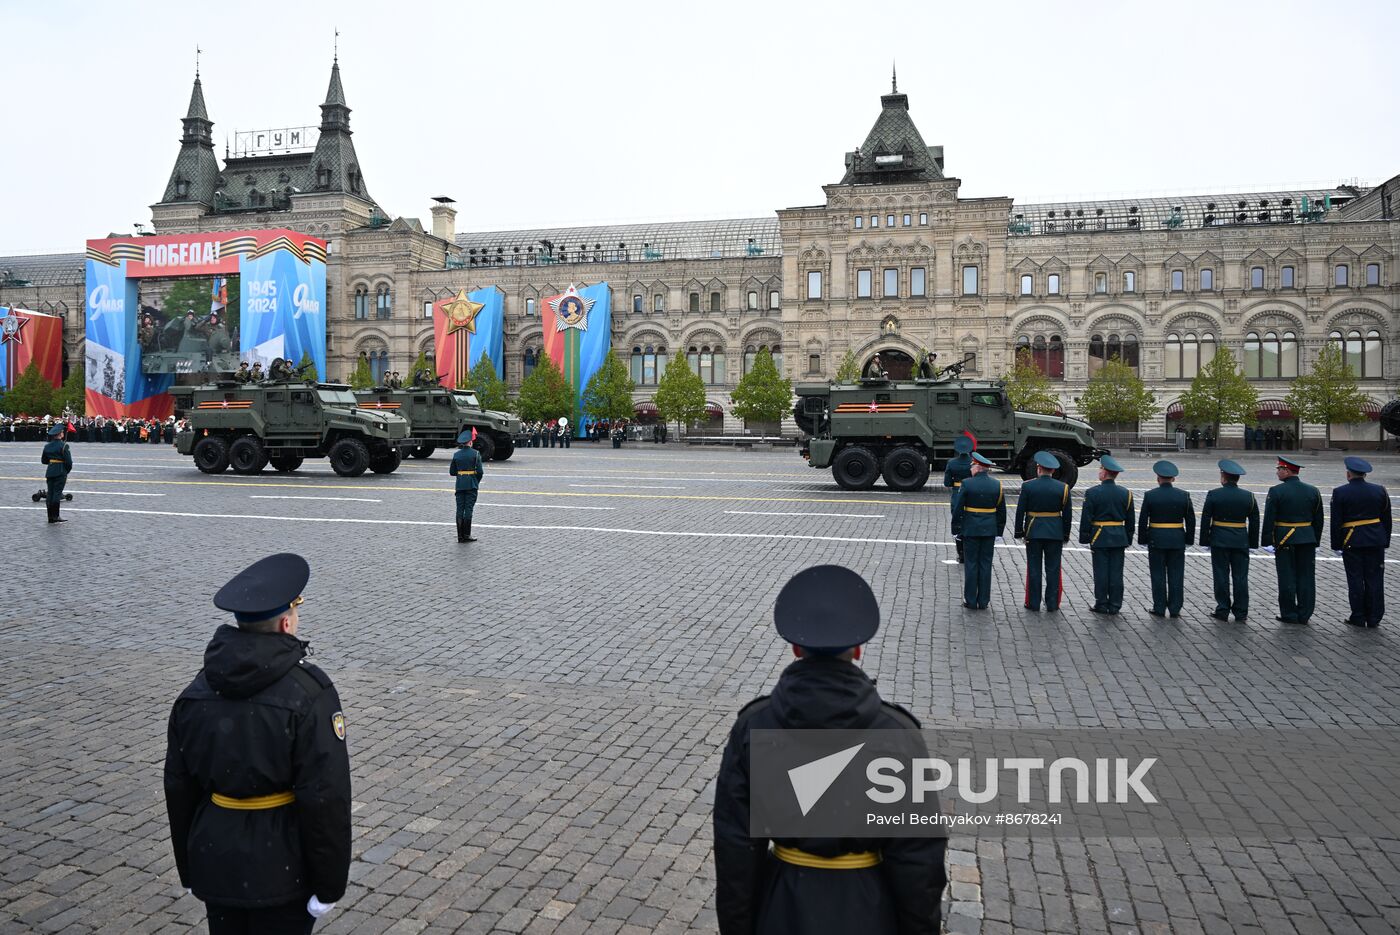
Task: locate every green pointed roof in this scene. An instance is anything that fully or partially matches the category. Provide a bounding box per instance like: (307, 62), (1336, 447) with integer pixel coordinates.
(841, 91), (943, 185)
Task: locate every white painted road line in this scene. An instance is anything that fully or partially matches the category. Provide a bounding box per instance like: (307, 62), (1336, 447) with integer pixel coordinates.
(64, 491), (166, 497)
(567, 483), (687, 490)
(250, 495), (383, 503)
(725, 510), (887, 519)
(476, 502), (615, 511)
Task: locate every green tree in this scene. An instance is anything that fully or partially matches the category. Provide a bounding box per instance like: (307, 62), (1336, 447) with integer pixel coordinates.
(729, 348), (792, 429)
(834, 349), (862, 383)
(516, 353), (576, 422)
(1078, 358), (1160, 433)
(1002, 348), (1061, 415)
(1286, 342), (1368, 447)
(157, 277), (241, 334)
(654, 348), (708, 433)
(2, 359), (54, 415)
(464, 357), (513, 413)
(349, 355), (374, 390)
(52, 366), (85, 416)
(406, 351), (431, 385)
(295, 350), (319, 383)
(583, 351), (637, 423)
(1178, 346), (1258, 442)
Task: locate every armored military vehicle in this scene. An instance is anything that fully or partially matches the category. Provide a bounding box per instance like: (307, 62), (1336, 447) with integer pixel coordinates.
(173, 380), (417, 477)
(794, 356), (1106, 491)
(354, 384), (520, 461)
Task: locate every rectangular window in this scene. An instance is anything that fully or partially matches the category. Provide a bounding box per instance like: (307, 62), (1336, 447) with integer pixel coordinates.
(525, 297), (536, 316)
(769, 290), (780, 309)
(747, 290), (758, 310)
(1251, 266), (1264, 289)
(423, 301), (433, 319)
(883, 268), (898, 298)
(355, 293), (368, 319)
(856, 269), (872, 298)
(886, 215), (895, 228)
(1047, 273), (1060, 295)
(807, 270), (823, 300)
(910, 267), (926, 297)
(854, 216), (863, 229)
(1335, 264), (1349, 287)
(919, 213), (928, 225)
(633, 294), (643, 313)
(1123, 270), (1136, 293)
(1171, 269), (1184, 291)
(1367, 262), (1380, 286)
(1200, 268), (1214, 290)
(1281, 266), (1295, 288)
(710, 292), (721, 313)
(689, 292), (700, 313)
(376, 290), (391, 320)
(654, 294), (664, 312)
(808, 353), (820, 373)
(902, 214), (911, 227)
(961, 265), (978, 296)
(1020, 274), (1033, 295)
(870, 215), (878, 228)
(1094, 272), (1107, 294)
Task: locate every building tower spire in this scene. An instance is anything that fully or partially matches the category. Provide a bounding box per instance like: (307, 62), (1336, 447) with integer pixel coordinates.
(310, 57), (371, 200)
(892, 60), (897, 94)
(160, 69), (220, 205)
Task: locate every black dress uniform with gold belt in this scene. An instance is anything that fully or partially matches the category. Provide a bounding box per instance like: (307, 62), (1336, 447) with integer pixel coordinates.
(714, 566), (947, 935)
(41, 424), (72, 523)
(943, 436), (974, 563)
(1137, 460), (1195, 618)
(1199, 459), (1259, 622)
(1014, 450), (1071, 611)
(1261, 456), (1324, 624)
(164, 554), (351, 935)
(951, 452), (1006, 609)
(450, 430), (484, 543)
(1079, 455), (1134, 615)
(1330, 456), (1392, 627)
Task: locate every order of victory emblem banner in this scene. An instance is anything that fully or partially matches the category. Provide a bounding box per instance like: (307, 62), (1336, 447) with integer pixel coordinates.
(540, 282), (611, 438)
(547, 284), (595, 332)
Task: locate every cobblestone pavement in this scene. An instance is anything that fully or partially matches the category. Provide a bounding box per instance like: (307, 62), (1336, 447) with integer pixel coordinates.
(1, 441), (1398, 934)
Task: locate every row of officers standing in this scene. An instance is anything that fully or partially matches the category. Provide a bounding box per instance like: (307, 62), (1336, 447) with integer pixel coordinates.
(947, 441), (1391, 628)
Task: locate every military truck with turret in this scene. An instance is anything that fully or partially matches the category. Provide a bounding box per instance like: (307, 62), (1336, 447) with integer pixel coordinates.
(354, 384), (520, 461)
(172, 380), (417, 477)
(794, 355), (1107, 491)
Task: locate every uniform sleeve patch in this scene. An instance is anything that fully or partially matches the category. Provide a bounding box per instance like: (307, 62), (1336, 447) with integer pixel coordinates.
(331, 712), (346, 741)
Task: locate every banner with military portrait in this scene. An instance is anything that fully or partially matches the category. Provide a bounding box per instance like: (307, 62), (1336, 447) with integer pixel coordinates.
(541, 282), (611, 437)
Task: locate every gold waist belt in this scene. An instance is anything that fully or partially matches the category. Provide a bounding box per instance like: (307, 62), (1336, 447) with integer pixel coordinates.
(210, 791), (295, 810)
(1149, 523), (1185, 529)
(964, 506), (996, 513)
(1028, 511), (1061, 517)
(1343, 517), (1380, 545)
(773, 845), (880, 870)
(457, 470), (477, 476)
(1213, 521), (1247, 528)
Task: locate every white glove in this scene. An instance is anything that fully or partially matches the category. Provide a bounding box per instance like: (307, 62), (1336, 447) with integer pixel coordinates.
(308, 896), (336, 919)
(1334, 550), (1344, 556)
(995, 536), (1005, 543)
(185, 889), (193, 897)
(1262, 546), (1275, 554)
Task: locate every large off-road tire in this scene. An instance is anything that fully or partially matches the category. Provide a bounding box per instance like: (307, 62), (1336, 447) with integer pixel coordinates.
(1046, 448), (1078, 489)
(472, 433), (496, 462)
(270, 455), (304, 473)
(328, 437), (370, 477)
(492, 437), (515, 461)
(369, 449), (402, 474)
(881, 446), (930, 492)
(832, 445), (879, 491)
(193, 436), (230, 474)
(409, 445), (436, 459)
(1019, 456), (1039, 481)
(229, 436), (266, 475)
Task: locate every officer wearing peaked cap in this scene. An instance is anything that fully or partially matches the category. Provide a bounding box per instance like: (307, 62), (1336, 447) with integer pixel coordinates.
(1138, 460), (1195, 618)
(41, 423), (73, 524)
(1330, 456), (1391, 627)
(1262, 455), (1324, 624)
(164, 554), (352, 934)
(1200, 459), (1260, 622)
(1080, 455), (1134, 615)
(714, 566), (947, 935)
(1015, 450), (1072, 612)
(951, 451), (1006, 609)
(943, 435), (975, 564)
(450, 429), (484, 543)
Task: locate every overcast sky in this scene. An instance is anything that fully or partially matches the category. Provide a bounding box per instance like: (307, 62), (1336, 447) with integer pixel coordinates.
(3, 0), (1397, 255)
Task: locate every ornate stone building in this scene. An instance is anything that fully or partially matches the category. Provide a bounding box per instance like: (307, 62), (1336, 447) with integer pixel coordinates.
(2, 64), (1396, 443)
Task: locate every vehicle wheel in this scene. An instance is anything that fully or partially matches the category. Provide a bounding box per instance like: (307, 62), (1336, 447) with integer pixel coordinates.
(193, 436), (230, 474)
(1046, 448), (1078, 488)
(832, 445), (879, 491)
(229, 436), (265, 475)
(492, 437), (515, 461)
(472, 433), (496, 462)
(409, 445), (436, 459)
(881, 446), (930, 492)
(1019, 455), (1039, 481)
(370, 449), (402, 474)
(328, 437), (370, 477)
(269, 455), (304, 473)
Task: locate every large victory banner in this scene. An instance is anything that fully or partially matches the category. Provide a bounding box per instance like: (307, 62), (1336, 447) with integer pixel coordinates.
(84, 229), (326, 417)
(541, 282), (611, 436)
(432, 287), (504, 387)
(0, 306), (63, 395)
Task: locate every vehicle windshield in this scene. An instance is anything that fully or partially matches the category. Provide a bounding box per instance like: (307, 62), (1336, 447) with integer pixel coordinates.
(452, 390), (481, 407)
(317, 389), (358, 406)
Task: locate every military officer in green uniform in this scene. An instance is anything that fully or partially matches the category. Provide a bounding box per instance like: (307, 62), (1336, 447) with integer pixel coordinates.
(449, 429), (483, 542)
(1261, 455), (1324, 625)
(41, 424), (73, 524)
(1199, 459), (1259, 623)
(951, 451), (1006, 609)
(1079, 455), (1134, 615)
(1014, 450), (1072, 612)
(943, 435), (974, 564)
(1137, 460), (1195, 618)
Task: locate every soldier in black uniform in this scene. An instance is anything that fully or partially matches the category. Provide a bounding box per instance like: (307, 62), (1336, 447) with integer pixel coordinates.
(714, 566), (947, 934)
(1137, 460), (1195, 618)
(41, 424), (73, 524)
(1014, 450), (1072, 612)
(943, 435), (974, 564)
(1330, 456), (1392, 627)
(164, 554), (352, 934)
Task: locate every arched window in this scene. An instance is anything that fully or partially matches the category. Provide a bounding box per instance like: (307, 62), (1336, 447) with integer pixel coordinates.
(365, 349), (389, 384)
(1248, 328), (1299, 380)
(1331, 329), (1381, 377)
(631, 346), (643, 384)
(1347, 330), (1364, 374)
(1123, 334), (1139, 369)
(1262, 332), (1280, 377)
(1047, 335), (1064, 379)
(1019, 333), (1064, 380)
(1365, 329), (1383, 377)
(523, 347), (537, 379)
(1047, 273), (1061, 295)
(1281, 331), (1298, 378)
(1165, 333), (1181, 379)
(1088, 333), (1105, 374)
(1090, 332), (1137, 375)
(375, 285), (392, 319)
(628, 344), (664, 385)
(1020, 274), (1033, 295)
(354, 287), (369, 320)
(744, 344), (757, 376)
(1243, 332), (1261, 378)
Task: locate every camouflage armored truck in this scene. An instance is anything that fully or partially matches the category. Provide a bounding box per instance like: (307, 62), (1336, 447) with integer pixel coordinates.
(794, 356), (1107, 491)
(354, 384), (520, 461)
(173, 381), (417, 477)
